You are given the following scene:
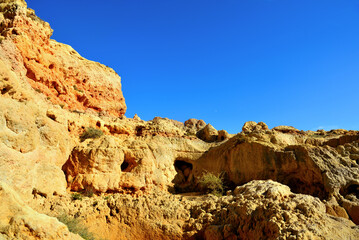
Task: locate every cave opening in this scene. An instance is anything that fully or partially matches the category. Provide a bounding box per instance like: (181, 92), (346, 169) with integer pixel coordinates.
(174, 160), (193, 173)
(121, 161), (129, 171)
(1, 86), (11, 95)
(121, 154), (138, 172)
(340, 183), (359, 199)
(172, 160), (194, 192)
(135, 126), (145, 136)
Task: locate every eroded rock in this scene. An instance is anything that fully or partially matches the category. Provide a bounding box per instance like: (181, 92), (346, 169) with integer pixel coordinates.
(0, 181), (82, 240)
(0, 0), (126, 116)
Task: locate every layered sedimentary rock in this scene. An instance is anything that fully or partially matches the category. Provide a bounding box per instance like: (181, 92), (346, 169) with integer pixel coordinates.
(0, 0), (128, 199)
(0, 48), (73, 198)
(0, 0), (126, 116)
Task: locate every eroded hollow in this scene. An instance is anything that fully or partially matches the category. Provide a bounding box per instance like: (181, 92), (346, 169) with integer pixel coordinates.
(173, 160), (194, 192)
(340, 183), (359, 199)
(121, 154), (138, 172)
(135, 126), (145, 136)
(1, 85), (12, 95)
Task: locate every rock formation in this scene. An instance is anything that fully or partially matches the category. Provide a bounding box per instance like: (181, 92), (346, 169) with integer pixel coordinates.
(0, 1), (359, 239)
(0, 182), (82, 240)
(0, 0), (126, 116)
(29, 180), (359, 240)
(191, 121), (359, 224)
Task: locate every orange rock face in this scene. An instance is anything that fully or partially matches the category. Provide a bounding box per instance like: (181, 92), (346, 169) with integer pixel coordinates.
(0, 0), (126, 116)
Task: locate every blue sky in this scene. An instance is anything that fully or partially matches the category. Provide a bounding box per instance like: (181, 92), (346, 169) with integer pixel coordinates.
(28, 0), (359, 133)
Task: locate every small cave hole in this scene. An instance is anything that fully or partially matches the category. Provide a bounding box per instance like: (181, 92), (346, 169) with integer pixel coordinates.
(135, 126), (145, 136)
(173, 160), (194, 192)
(121, 161), (129, 171)
(1, 86), (12, 95)
(96, 121), (101, 127)
(49, 63), (54, 69)
(121, 154), (138, 172)
(340, 184), (359, 199)
(284, 177), (327, 199)
(174, 160), (193, 180)
(174, 160), (193, 173)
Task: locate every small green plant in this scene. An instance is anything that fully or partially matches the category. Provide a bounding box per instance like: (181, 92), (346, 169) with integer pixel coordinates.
(57, 214), (96, 240)
(59, 104), (65, 108)
(71, 193), (83, 201)
(198, 172), (224, 196)
(184, 132), (196, 137)
(84, 188), (94, 198)
(80, 127), (104, 141)
(73, 85), (83, 93)
(35, 88), (42, 93)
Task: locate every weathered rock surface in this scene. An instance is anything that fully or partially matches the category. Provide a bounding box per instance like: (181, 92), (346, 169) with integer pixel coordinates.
(0, 56), (73, 199)
(31, 180), (359, 240)
(241, 121), (269, 133)
(191, 121), (359, 223)
(0, 0), (126, 116)
(62, 130), (211, 193)
(0, 181), (82, 240)
(1, 0), (359, 239)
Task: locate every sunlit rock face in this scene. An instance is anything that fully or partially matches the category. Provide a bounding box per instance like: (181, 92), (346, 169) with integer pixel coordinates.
(0, 0), (126, 116)
(190, 121), (359, 222)
(62, 117), (214, 193)
(1, 1), (359, 239)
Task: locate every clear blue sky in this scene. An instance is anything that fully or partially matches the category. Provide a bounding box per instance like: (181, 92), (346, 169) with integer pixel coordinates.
(28, 0), (359, 133)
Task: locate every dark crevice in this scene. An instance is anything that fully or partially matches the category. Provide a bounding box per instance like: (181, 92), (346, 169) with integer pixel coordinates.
(121, 161), (129, 171)
(323, 135), (359, 148)
(340, 183), (359, 199)
(121, 154), (138, 172)
(135, 126), (145, 136)
(25, 66), (37, 81)
(174, 160), (193, 172)
(1, 85), (12, 94)
(173, 160), (194, 192)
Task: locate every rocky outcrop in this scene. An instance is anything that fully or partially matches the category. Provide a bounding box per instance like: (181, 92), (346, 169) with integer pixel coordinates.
(194, 180), (359, 240)
(0, 181), (82, 240)
(184, 118), (206, 132)
(241, 121), (269, 133)
(197, 124), (218, 142)
(31, 180), (359, 240)
(191, 122), (359, 222)
(1, 0), (359, 239)
(0, 0), (126, 116)
(31, 187), (189, 240)
(196, 123), (232, 143)
(62, 118), (214, 193)
(0, 58), (73, 199)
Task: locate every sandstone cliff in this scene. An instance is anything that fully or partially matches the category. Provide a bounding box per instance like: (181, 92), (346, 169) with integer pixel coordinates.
(0, 0), (359, 239)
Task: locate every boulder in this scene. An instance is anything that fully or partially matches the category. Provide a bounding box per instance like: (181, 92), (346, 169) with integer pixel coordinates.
(242, 121), (268, 133)
(197, 124), (218, 142)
